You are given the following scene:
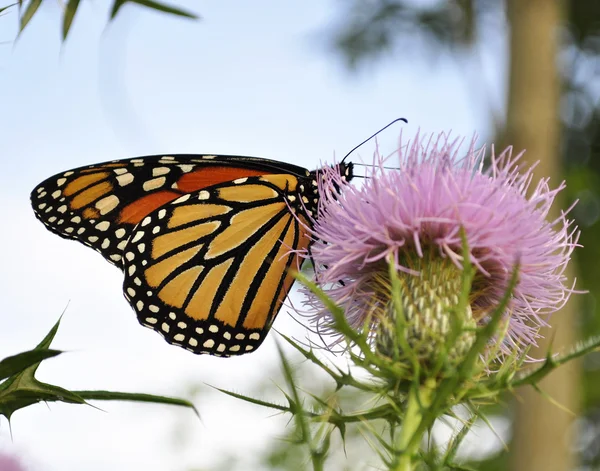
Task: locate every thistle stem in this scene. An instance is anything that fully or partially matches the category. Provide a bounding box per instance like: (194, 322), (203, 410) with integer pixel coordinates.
(392, 381), (434, 471)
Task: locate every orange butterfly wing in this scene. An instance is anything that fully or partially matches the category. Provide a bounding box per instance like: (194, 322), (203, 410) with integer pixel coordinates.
(32, 154), (353, 356)
(121, 174), (312, 355)
(30, 155), (287, 266)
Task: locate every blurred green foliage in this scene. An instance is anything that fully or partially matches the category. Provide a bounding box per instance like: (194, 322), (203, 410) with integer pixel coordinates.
(3, 0), (198, 40)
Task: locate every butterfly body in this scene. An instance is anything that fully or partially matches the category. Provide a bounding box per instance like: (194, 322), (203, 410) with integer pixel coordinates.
(31, 154), (353, 356)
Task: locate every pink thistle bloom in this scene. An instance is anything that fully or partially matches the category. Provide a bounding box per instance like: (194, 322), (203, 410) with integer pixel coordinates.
(301, 132), (580, 360)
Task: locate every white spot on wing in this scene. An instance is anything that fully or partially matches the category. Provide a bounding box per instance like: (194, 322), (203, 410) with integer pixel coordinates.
(143, 177), (166, 191)
(152, 167), (170, 177)
(96, 195), (120, 215)
(173, 194), (191, 204)
(95, 221), (110, 231)
(116, 173), (134, 186)
(131, 231), (145, 243)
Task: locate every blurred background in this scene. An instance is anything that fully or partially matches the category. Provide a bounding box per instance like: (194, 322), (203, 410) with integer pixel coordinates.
(0, 1), (598, 470)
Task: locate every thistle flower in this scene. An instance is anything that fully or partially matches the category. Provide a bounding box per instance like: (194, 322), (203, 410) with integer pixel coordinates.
(301, 132), (579, 369)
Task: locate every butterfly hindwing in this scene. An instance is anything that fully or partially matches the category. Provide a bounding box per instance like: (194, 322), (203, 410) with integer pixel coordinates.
(121, 173), (312, 356)
(30, 154), (312, 267)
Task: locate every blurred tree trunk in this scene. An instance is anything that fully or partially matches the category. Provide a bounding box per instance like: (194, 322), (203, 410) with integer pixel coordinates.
(506, 1), (580, 470)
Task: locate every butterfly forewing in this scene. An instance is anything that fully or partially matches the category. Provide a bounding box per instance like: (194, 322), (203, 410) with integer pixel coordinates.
(30, 154), (311, 267)
(121, 174), (311, 356)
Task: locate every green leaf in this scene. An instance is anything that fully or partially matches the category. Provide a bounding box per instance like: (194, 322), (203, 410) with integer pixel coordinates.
(0, 317), (196, 420)
(213, 386), (290, 412)
(0, 319), (86, 420)
(0, 3), (18, 15)
(74, 390), (198, 414)
(35, 316), (62, 350)
(443, 414), (476, 465)
(277, 332), (378, 393)
(62, 0), (81, 41)
(109, 0), (126, 19)
(19, 0), (41, 32)
(110, 0), (198, 20)
(0, 349), (62, 381)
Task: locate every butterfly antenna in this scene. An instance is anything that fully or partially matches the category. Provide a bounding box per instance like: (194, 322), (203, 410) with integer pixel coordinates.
(341, 117), (408, 163)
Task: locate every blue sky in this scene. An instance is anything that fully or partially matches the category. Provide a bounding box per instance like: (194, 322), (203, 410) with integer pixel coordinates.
(0, 1), (503, 470)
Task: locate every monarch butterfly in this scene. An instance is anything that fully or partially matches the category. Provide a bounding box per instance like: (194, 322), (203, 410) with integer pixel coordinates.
(31, 155), (354, 356)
